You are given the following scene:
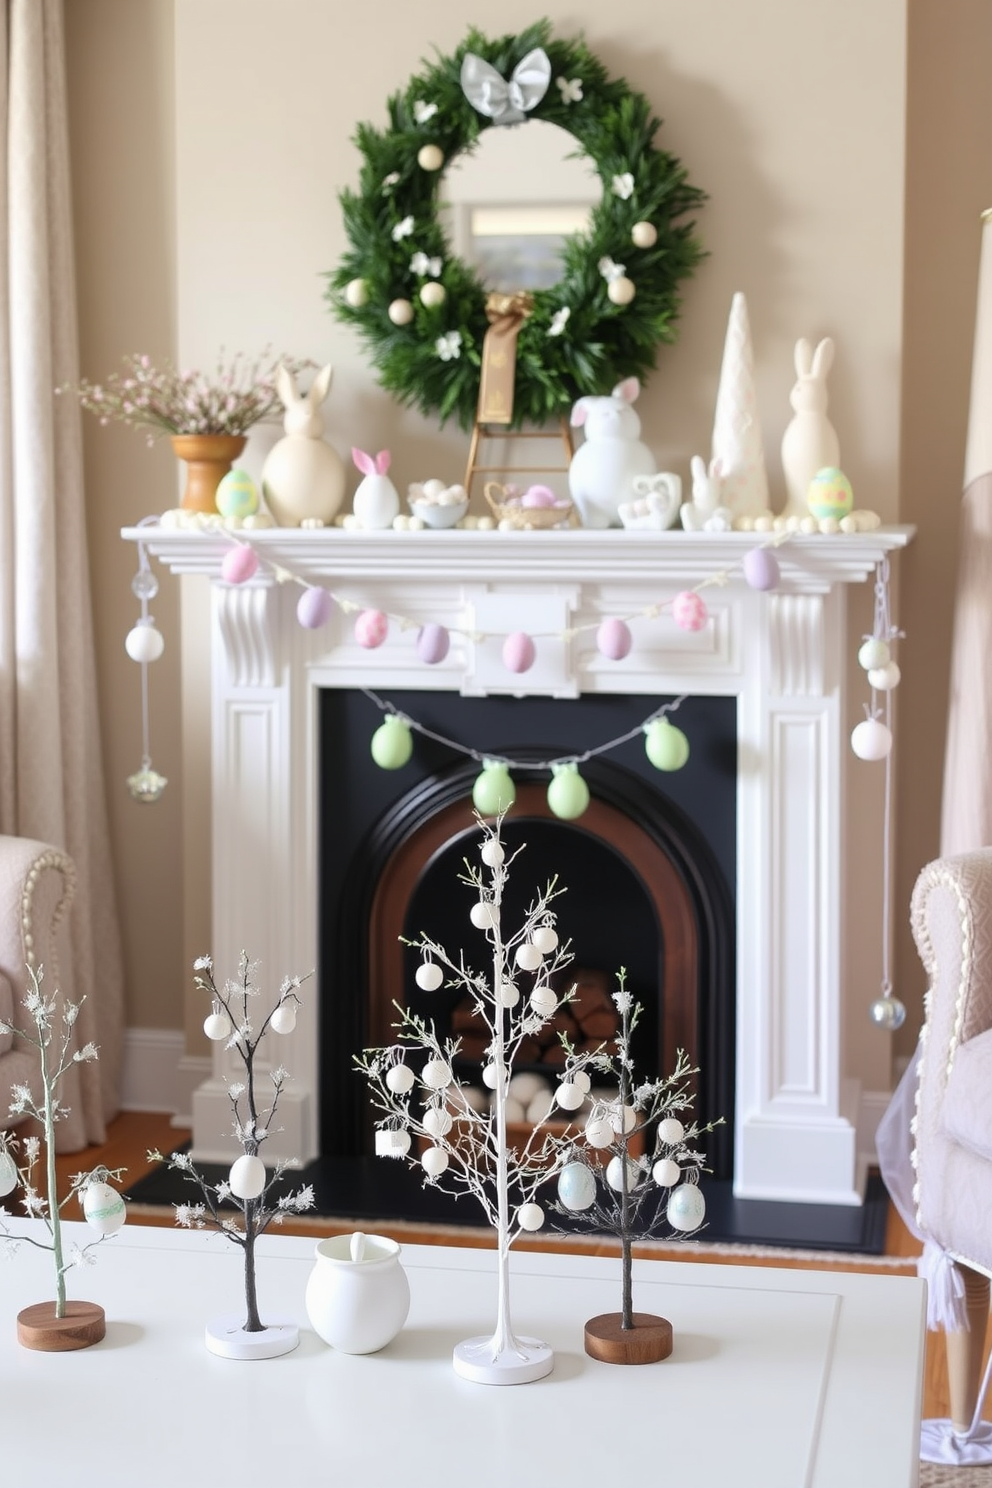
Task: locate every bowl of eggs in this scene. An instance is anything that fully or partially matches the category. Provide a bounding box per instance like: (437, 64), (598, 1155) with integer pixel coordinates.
(484, 481), (574, 530)
(407, 479), (469, 528)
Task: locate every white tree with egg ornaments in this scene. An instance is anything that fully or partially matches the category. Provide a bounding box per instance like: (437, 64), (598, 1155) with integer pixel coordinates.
(356, 815), (582, 1384)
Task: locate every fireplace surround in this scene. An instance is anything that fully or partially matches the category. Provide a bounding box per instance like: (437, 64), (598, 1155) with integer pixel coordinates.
(127, 523), (912, 1206)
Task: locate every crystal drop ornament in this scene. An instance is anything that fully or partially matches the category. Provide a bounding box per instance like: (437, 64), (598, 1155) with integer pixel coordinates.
(869, 995), (907, 1031)
(127, 766), (167, 803)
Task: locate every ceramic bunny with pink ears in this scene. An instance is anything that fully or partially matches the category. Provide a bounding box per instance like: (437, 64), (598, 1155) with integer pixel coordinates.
(780, 337), (840, 518)
(351, 448), (400, 530)
(568, 376), (657, 529)
(261, 363), (346, 526)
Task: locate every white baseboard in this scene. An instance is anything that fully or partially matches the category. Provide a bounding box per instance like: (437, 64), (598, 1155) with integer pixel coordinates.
(121, 1028), (208, 1127)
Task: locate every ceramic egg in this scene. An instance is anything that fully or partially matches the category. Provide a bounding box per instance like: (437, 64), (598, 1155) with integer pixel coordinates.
(606, 1155), (641, 1192)
(516, 1203), (545, 1232)
(421, 1146), (449, 1178)
(555, 1081), (585, 1112)
(355, 608), (389, 649)
(480, 839), (504, 868)
(644, 717), (690, 772)
(472, 763), (516, 816)
(807, 467), (854, 521)
(416, 623), (450, 665)
(658, 1116), (685, 1145)
(229, 1153), (267, 1201)
(297, 586), (334, 629)
(269, 1002), (297, 1034)
(422, 1106), (453, 1140)
(557, 1161), (597, 1212)
(422, 1058), (453, 1090)
(597, 617), (633, 660)
(742, 546), (781, 592)
(631, 220), (658, 248)
(672, 590), (708, 632)
(216, 468), (259, 520)
(585, 1115), (614, 1149)
(385, 1063), (415, 1095)
(415, 961), (443, 992)
(652, 1157), (681, 1188)
(417, 144), (444, 171)
(82, 1182), (127, 1236)
(375, 1128), (412, 1157)
(125, 622), (165, 664)
(388, 298), (414, 326)
(203, 1010), (232, 1041)
(344, 278), (369, 308)
(371, 715), (413, 769)
(667, 1182), (706, 1231)
(220, 544), (259, 585)
(503, 631), (536, 674)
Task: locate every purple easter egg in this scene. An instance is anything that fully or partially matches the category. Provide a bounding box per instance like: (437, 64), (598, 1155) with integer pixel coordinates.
(355, 609), (389, 649)
(502, 631), (536, 673)
(220, 545), (259, 585)
(597, 618), (633, 660)
(417, 623), (450, 665)
(296, 586), (334, 629)
(743, 547), (781, 592)
(672, 591), (708, 632)
(521, 484), (557, 509)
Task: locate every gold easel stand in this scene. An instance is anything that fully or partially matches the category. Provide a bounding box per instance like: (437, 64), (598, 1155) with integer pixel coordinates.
(464, 418), (574, 504)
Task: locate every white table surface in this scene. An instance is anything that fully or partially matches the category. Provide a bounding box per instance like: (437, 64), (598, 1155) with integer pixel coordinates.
(0, 1222), (925, 1487)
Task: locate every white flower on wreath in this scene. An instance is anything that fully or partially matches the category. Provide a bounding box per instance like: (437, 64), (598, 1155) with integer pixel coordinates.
(548, 306), (571, 337)
(598, 256), (627, 283)
(410, 251), (442, 278)
(611, 171), (635, 200)
(556, 76), (583, 104)
(413, 99), (438, 124)
(381, 171), (400, 194)
(392, 215), (415, 242)
(435, 330), (462, 362)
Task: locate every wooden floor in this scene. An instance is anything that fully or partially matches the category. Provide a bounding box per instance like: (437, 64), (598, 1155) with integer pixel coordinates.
(47, 1109), (992, 1424)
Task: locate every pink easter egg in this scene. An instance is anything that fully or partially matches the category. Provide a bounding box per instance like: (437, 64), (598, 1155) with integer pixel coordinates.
(220, 545), (259, 584)
(742, 547), (781, 592)
(502, 631), (536, 673)
(597, 618), (633, 661)
(672, 591), (708, 632)
(297, 586), (334, 629)
(521, 484), (557, 509)
(417, 622), (450, 665)
(355, 608), (389, 649)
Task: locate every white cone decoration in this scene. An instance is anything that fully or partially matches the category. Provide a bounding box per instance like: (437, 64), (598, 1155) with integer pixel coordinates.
(710, 291), (771, 517)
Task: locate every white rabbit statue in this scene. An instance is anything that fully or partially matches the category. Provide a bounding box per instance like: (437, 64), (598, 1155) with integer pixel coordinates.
(568, 376), (657, 529)
(260, 363), (345, 526)
(351, 448), (400, 530)
(680, 455), (733, 532)
(779, 337), (840, 519)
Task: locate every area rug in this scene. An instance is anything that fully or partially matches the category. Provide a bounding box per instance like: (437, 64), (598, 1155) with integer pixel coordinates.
(920, 1464), (992, 1486)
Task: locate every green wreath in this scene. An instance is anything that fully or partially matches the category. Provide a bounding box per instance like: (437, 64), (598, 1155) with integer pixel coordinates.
(327, 20), (706, 431)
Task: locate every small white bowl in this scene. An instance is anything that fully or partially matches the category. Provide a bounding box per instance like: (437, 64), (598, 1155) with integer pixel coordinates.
(409, 498), (468, 529)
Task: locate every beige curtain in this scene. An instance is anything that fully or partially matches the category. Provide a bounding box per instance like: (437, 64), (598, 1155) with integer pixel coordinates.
(0, 0), (123, 1141)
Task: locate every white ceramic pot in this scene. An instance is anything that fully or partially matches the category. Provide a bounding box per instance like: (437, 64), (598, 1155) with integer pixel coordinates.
(305, 1232), (410, 1353)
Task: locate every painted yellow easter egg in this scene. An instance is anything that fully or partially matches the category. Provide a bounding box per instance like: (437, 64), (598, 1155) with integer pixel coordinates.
(216, 468), (259, 520)
(806, 466), (854, 521)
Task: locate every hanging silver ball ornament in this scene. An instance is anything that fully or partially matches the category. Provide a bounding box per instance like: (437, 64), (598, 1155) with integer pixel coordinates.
(344, 277), (369, 308)
(869, 995), (907, 1031)
(851, 718), (893, 761)
(858, 637), (891, 671)
(125, 620), (165, 664)
(417, 143), (445, 171)
(607, 275), (636, 306)
(127, 765), (168, 803)
(868, 660), (901, 691)
(131, 568), (159, 601)
(631, 220), (658, 248)
(419, 281), (447, 309)
(388, 298), (415, 326)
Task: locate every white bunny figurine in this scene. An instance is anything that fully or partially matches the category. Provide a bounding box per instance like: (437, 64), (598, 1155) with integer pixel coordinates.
(260, 363), (345, 526)
(680, 455), (733, 532)
(351, 448), (400, 530)
(567, 376), (657, 529)
(779, 337), (840, 519)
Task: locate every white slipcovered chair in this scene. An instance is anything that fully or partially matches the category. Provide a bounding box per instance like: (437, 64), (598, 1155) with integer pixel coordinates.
(880, 849), (992, 1465)
(0, 834), (107, 1152)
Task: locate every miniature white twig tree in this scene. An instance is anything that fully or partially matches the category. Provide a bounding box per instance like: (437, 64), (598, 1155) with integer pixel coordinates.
(355, 814), (576, 1384)
(0, 964), (126, 1350)
(149, 953), (316, 1359)
(546, 971), (716, 1363)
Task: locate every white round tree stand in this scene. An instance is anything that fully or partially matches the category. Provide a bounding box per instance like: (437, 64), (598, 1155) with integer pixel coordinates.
(205, 1314), (300, 1360)
(452, 1334), (553, 1385)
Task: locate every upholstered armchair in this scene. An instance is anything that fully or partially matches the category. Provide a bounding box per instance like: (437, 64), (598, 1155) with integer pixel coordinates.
(892, 849), (992, 1464)
(0, 834), (106, 1152)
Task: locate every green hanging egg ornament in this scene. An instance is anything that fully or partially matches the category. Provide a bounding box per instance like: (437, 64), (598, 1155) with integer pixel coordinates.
(472, 760), (515, 816)
(371, 714), (413, 770)
(547, 763), (590, 821)
(644, 717), (690, 772)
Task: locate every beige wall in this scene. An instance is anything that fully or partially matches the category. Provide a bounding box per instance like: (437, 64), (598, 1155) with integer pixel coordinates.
(61, 1), (992, 1094)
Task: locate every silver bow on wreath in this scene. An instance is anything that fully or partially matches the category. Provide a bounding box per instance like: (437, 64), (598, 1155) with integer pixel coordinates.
(460, 47), (551, 126)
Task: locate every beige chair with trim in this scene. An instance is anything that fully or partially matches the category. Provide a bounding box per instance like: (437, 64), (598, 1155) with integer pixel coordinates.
(0, 835), (105, 1153)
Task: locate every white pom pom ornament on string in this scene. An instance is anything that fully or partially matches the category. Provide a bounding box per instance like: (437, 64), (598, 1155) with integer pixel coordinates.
(851, 717), (893, 761)
(125, 620), (164, 664)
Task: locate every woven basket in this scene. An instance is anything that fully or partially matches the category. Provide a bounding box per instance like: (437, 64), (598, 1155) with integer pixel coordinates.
(484, 482), (575, 530)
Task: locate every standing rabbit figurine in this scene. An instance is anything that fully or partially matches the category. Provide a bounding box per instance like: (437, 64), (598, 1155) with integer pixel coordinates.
(680, 455), (733, 532)
(351, 448), (400, 530)
(568, 376), (657, 529)
(779, 337), (840, 519)
(261, 363), (345, 526)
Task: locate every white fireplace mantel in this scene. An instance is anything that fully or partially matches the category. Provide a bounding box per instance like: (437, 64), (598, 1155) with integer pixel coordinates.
(124, 523), (913, 1204)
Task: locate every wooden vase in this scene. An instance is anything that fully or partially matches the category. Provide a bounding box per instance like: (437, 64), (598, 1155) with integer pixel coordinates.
(171, 433), (247, 514)
(17, 1299), (106, 1351)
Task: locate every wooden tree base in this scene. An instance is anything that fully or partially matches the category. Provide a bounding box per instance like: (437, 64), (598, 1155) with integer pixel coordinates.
(584, 1312), (673, 1365)
(17, 1300), (106, 1352)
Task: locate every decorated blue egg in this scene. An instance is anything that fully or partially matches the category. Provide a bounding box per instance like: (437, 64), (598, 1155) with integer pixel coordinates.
(742, 546), (781, 592)
(417, 623), (450, 665)
(216, 467), (259, 519)
(297, 586), (334, 629)
(807, 466), (853, 520)
(666, 1182), (706, 1231)
(557, 1161), (597, 1212)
